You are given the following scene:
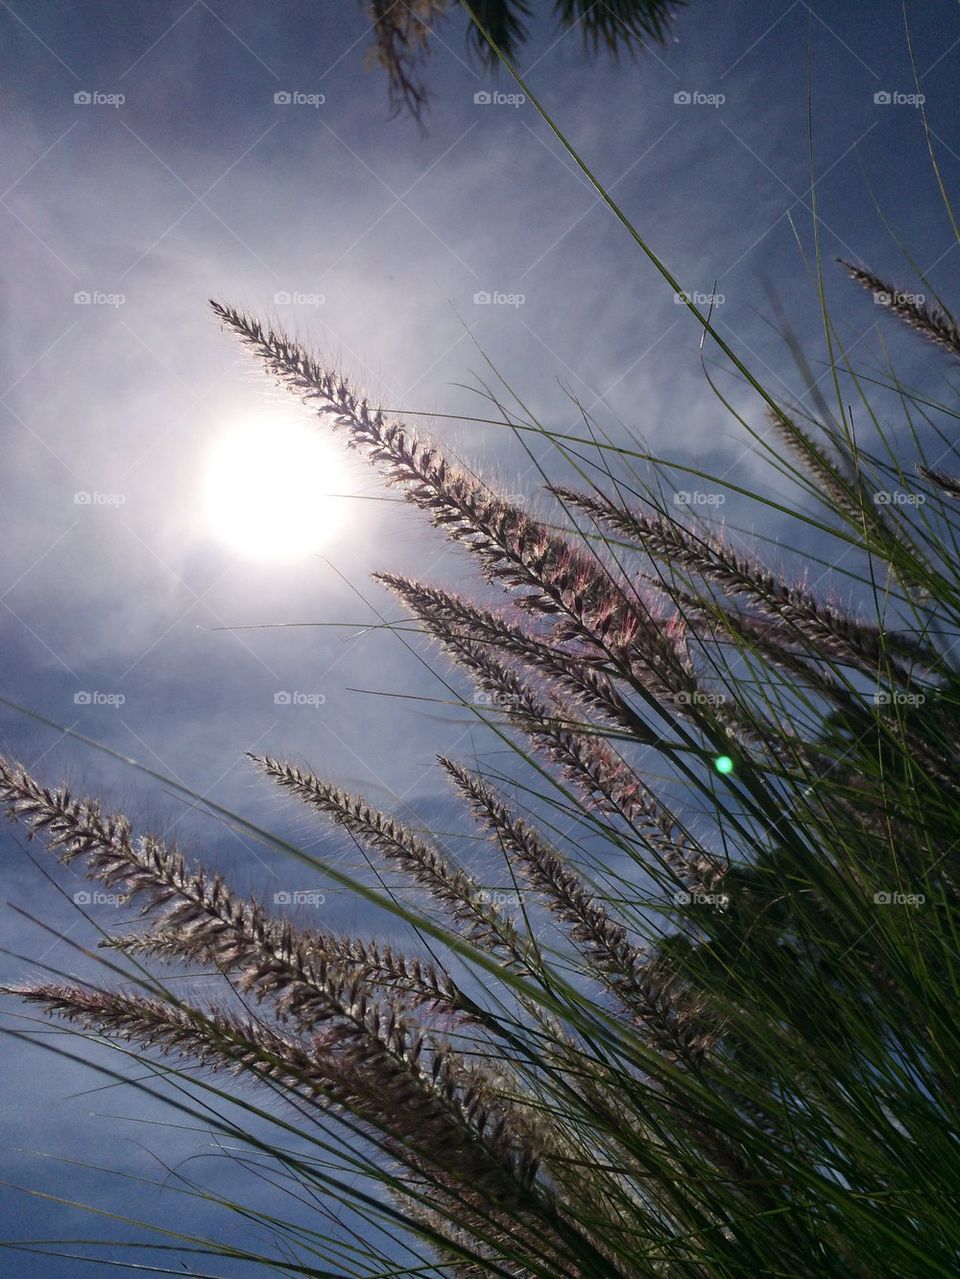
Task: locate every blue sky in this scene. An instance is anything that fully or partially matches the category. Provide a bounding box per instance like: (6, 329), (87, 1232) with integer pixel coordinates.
(1, 0), (959, 1272)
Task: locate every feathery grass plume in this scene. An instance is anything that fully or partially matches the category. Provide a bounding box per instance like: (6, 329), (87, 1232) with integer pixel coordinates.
(244, 750), (697, 1241)
(397, 1203), (534, 1279)
(428, 627), (644, 811)
(209, 301), (704, 714)
(375, 578), (669, 818)
(763, 404), (865, 515)
(2, 761), (634, 1274)
(0, 755), (446, 1040)
(668, 583), (855, 708)
(378, 573), (723, 889)
(430, 627), (722, 892)
(0, 757), (563, 1199)
(7, 982), (358, 1101)
(441, 758), (714, 1065)
(552, 483), (938, 680)
(102, 924), (490, 1031)
(759, 402), (926, 590)
(376, 571), (754, 789)
(919, 464), (960, 500)
(761, 404), (908, 560)
(839, 258), (960, 360)
(377, 572), (650, 736)
(8, 982), (553, 1215)
(249, 752), (529, 963)
(0, 758), (744, 1267)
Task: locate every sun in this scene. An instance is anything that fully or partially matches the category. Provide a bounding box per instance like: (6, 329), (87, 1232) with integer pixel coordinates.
(203, 414), (350, 562)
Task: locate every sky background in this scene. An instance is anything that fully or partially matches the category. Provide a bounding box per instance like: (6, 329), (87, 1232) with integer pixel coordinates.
(1, 0), (960, 1272)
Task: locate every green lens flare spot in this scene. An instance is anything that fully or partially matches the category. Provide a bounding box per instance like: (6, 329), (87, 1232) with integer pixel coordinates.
(714, 755), (734, 775)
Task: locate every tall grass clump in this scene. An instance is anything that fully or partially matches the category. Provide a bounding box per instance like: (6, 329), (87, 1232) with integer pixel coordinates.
(3, 245), (960, 1275)
(4, 25), (960, 1264)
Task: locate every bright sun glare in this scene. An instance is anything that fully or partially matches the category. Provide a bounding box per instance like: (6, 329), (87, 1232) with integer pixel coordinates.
(203, 416), (350, 562)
